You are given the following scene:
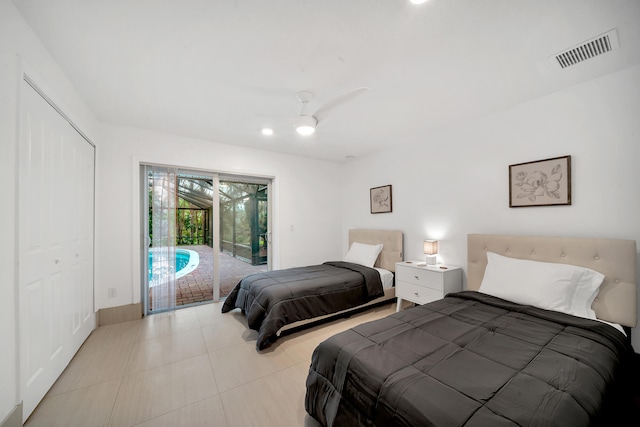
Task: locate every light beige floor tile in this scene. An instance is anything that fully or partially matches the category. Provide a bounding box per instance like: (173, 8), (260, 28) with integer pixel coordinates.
(136, 308), (202, 342)
(132, 395), (228, 427)
(27, 301), (396, 427)
(25, 379), (120, 427)
(194, 301), (237, 328)
(269, 338), (317, 366)
(48, 340), (132, 396)
(269, 302), (396, 364)
(219, 363), (308, 427)
(215, 307), (257, 331)
(109, 354), (219, 427)
(208, 340), (296, 393)
(127, 328), (207, 373)
(201, 319), (257, 352)
(266, 324), (336, 365)
(79, 320), (141, 355)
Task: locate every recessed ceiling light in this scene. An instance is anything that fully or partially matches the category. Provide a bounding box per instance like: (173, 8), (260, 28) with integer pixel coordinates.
(409, 0), (429, 4)
(261, 128), (274, 136)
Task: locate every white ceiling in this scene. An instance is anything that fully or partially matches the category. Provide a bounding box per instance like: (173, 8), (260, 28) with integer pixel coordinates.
(12, 0), (640, 162)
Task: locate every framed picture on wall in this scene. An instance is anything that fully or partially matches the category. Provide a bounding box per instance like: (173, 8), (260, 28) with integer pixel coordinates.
(509, 155), (571, 207)
(370, 185), (392, 213)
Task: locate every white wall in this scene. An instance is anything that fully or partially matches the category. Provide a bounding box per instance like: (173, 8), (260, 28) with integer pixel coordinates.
(342, 64), (640, 350)
(0, 0), (101, 421)
(95, 125), (343, 310)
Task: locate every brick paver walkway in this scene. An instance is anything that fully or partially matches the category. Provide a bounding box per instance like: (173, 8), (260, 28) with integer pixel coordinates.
(149, 245), (267, 310)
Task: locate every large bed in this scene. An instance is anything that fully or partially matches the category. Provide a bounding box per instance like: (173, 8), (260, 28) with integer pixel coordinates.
(222, 229), (403, 350)
(305, 234), (637, 426)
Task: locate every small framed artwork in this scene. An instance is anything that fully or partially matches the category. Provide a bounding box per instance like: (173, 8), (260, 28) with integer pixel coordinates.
(370, 185), (392, 214)
(509, 155), (571, 208)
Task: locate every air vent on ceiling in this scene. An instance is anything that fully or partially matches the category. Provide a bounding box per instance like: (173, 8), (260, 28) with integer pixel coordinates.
(550, 29), (619, 69)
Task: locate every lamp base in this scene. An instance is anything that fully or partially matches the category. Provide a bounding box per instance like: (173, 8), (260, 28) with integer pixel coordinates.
(425, 255), (437, 265)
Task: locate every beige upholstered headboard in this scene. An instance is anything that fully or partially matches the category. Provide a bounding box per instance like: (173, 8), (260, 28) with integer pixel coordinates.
(349, 229), (403, 272)
(467, 234), (638, 327)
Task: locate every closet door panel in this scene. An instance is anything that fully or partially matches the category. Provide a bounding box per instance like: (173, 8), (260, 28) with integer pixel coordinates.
(19, 80), (95, 421)
(66, 130), (94, 344)
(19, 86), (67, 416)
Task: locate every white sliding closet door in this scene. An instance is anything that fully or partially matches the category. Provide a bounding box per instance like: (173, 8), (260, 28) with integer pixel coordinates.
(18, 79), (95, 421)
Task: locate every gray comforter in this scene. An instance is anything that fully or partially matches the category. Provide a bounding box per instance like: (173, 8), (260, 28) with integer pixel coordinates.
(222, 261), (384, 350)
(305, 291), (633, 426)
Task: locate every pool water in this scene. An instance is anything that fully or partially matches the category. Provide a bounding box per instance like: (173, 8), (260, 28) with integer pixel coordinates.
(148, 249), (199, 282)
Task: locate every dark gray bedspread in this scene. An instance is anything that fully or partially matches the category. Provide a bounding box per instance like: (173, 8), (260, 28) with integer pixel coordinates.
(305, 291), (634, 427)
(222, 261), (383, 350)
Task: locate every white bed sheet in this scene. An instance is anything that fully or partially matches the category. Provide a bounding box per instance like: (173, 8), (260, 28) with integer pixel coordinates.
(597, 318), (626, 336)
(375, 267), (394, 290)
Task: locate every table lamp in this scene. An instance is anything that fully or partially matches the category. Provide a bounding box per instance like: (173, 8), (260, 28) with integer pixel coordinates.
(423, 240), (438, 265)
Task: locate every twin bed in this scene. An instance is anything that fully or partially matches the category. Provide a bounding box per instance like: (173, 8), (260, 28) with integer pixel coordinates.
(305, 234), (637, 426)
(222, 229), (403, 350)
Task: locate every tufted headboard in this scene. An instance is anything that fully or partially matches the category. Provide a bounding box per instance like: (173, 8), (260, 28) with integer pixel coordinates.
(467, 234), (637, 327)
(349, 229), (403, 272)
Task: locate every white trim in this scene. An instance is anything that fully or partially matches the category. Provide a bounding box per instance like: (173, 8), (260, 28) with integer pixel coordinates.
(13, 53), (24, 416)
(212, 177), (221, 301)
(131, 157), (142, 306)
(17, 58), (98, 147)
(22, 76), (95, 147)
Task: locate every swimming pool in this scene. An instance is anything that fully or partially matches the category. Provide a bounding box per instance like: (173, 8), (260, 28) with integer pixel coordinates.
(148, 248), (200, 285)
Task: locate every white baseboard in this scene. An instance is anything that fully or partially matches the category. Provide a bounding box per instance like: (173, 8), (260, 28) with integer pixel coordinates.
(1, 403), (22, 427)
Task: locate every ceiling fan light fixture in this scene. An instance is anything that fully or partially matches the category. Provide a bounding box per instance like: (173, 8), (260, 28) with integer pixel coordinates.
(295, 115), (317, 135)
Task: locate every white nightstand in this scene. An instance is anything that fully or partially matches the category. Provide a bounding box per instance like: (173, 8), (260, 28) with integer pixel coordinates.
(395, 261), (462, 312)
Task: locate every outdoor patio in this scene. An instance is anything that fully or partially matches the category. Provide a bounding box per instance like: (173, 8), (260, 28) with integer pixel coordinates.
(149, 244), (267, 310)
(177, 244), (268, 305)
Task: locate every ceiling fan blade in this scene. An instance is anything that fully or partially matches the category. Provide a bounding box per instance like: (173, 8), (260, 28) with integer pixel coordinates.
(312, 87), (369, 123)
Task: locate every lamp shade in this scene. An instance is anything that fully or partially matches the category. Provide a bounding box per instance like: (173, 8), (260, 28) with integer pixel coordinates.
(423, 240), (438, 255)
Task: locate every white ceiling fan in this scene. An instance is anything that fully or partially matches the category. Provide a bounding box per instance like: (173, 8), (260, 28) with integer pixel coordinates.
(294, 87), (369, 136)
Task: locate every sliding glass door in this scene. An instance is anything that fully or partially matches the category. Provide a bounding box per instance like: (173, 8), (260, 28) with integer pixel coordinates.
(218, 179), (270, 300)
(142, 167), (271, 314)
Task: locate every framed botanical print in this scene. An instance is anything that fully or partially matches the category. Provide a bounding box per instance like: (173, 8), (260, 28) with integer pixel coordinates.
(370, 185), (392, 213)
(509, 155), (571, 207)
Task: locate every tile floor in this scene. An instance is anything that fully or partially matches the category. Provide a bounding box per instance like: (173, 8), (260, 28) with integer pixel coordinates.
(24, 300), (399, 427)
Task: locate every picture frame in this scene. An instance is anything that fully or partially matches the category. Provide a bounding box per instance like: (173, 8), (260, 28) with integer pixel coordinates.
(370, 185), (392, 213)
(509, 155), (571, 208)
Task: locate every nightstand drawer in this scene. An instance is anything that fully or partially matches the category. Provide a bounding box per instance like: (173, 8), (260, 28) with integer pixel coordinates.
(397, 267), (442, 290)
(395, 281), (442, 305)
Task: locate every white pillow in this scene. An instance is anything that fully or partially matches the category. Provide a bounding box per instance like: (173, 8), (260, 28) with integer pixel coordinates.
(343, 242), (384, 268)
(479, 252), (604, 319)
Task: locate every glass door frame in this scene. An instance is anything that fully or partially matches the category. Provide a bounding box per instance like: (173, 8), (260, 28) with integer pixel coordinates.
(140, 164), (273, 314)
